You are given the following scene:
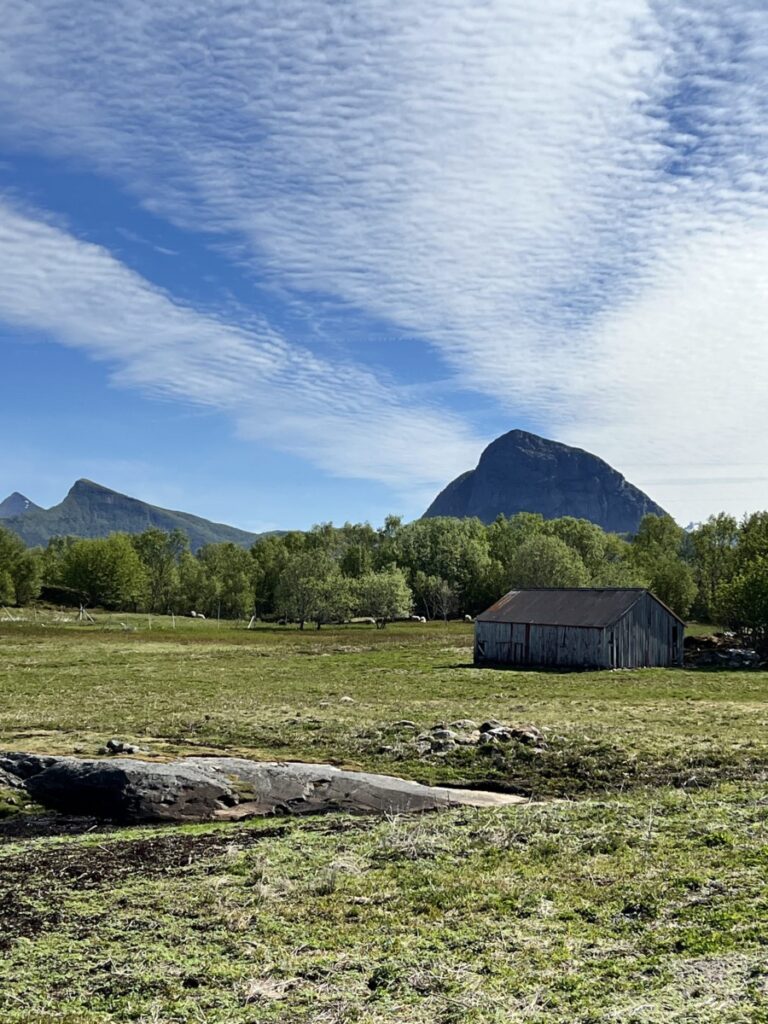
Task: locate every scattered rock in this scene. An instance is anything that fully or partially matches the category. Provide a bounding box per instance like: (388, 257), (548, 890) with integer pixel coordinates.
(392, 720), (418, 730)
(339, 696), (356, 704)
(692, 649), (762, 669)
(455, 731), (481, 746)
(411, 719), (546, 758)
(98, 739), (146, 756)
(430, 729), (458, 742)
(4, 753), (526, 823)
(479, 720), (504, 734)
(684, 633), (763, 668)
(0, 767), (25, 791)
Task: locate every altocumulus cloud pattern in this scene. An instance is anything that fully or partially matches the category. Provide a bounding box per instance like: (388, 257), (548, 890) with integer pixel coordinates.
(0, 0), (766, 521)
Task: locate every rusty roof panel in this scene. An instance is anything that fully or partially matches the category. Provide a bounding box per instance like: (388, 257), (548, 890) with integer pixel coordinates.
(475, 588), (662, 628)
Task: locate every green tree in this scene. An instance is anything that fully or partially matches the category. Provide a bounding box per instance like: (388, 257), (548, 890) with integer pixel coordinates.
(690, 513), (739, 618)
(275, 550), (333, 629)
(544, 517), (610, 578)
(716, 558), (768, 654)
(198, 543), (258, 619)
(396, 517), (491, 613)
(60, 534), (146, 608)
(132, 528), (187, 612)
(631, 515), (696, 617)
(0, 526), (42, 605)
(354, 567), (412, 628)
(0, 569), (14, 604)
(176, 550), (215, 615)
(506, 534), (589, 588)
(250, 534), (292, 617)
(313, 566), (354, 629)
(411, 571), (456, 621)
(735, 512), (768, 566)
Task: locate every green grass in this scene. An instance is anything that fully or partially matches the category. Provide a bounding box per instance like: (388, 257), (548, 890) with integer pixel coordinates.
(1, 618), (768, 1022)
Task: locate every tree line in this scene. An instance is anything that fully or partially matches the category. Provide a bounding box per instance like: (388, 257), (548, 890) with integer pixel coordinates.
(1, 510), (767, 635)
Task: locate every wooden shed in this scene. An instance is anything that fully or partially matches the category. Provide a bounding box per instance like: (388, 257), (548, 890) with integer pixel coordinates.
(474, 588), (684, 669)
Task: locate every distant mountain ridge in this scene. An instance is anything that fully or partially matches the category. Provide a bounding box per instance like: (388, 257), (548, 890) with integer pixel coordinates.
(0, 480), (263, 551)
(423, 430), (666, 533)
(0, 492), (41, 519)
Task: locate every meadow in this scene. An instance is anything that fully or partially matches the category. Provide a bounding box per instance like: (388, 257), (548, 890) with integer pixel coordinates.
(1, 616), (767, 1022)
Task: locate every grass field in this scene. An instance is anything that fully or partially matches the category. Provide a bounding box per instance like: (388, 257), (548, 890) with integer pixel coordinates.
(1, 617), (767, 1022)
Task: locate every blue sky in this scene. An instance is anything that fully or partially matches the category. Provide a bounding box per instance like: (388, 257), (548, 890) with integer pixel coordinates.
(1, 1), (767, 531)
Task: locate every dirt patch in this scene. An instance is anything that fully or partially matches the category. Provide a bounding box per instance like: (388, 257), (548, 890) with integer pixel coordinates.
(0, 816), (378, 949)
(0, 824), (289, 887)
(0, 813), (114, 842)
(0, 824), (288, 949)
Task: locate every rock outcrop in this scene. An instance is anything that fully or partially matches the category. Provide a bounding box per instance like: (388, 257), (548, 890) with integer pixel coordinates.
(423, 430), (666, 534)
(0, 754), (524, 823)
(0, 492), (40, 519)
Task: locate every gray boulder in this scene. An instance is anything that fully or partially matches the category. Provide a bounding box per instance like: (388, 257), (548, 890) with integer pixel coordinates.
(25, 758), (235, 823)
(7, 753), (525, 823)
(0, 752), (59, 781)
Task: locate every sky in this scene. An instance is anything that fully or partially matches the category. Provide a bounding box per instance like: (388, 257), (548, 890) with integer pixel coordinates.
(0, 0), (766, 532)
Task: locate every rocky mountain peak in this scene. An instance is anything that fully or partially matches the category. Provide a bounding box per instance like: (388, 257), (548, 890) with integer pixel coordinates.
(423, 430), (666, 533)
(0, 492), (41, 519)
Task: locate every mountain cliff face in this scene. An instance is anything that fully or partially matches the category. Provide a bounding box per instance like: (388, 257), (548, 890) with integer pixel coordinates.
(1, 480), (262, 551)
(423, 430), (666, 533)
(0, 492), (41, 519)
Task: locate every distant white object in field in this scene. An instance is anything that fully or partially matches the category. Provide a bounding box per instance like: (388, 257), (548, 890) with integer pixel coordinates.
(464, 614), (473, 622)
(190, 610), (206, 620)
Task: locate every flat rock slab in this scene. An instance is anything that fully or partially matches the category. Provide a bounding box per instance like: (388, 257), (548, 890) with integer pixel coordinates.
(1, 752), (526, 823)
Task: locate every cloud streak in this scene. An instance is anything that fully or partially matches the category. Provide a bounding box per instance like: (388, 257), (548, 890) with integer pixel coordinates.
(0, 2), (767, 519)
(0, 201), (482, 502)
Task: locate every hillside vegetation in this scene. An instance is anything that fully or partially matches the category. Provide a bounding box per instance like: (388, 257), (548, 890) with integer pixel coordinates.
(4, 510), (765, 640)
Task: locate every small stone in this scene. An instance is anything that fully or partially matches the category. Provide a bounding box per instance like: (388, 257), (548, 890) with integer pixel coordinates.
(483, 727), (515, 743)
(479, 720), (503, 734)
(392, 720), (418, 730)
(455, 731), (481, 745)
(430, 729), (458, 742)
(339, 696), (355, 704)
(450, 719), (479, 731)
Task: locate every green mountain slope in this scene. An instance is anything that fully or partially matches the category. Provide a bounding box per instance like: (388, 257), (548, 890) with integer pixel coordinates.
(1, 480), (262, 551)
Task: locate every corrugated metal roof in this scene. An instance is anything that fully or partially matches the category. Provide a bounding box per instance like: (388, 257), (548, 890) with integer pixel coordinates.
(476, 588), (683, 628)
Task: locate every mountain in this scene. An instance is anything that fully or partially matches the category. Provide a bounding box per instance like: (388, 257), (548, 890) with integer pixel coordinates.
(1, 480), (263, 550)
(423, 430), (667, 533)
(0, 492), (41, 519)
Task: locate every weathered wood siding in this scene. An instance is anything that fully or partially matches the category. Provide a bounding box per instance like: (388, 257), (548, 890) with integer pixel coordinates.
(474, 592), (683, 669)
(610, 591), (683, 668)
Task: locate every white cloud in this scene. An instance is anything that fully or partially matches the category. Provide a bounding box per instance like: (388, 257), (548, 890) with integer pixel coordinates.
(0, 1), (767, 520)
(0, 201), (482, 503)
